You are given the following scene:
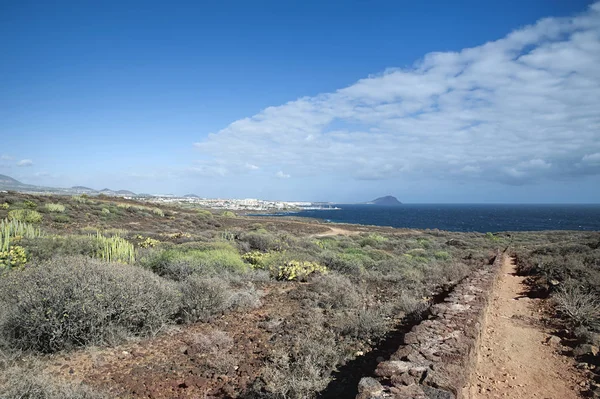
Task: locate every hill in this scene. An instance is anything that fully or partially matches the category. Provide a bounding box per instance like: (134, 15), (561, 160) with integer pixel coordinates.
(365, 195), (402, 206)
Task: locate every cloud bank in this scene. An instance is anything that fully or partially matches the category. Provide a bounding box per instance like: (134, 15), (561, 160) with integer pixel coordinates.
(194, 4), (600, 188)
(17, 159), (33, 167)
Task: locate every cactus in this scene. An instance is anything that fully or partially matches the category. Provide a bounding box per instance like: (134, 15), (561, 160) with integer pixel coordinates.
(0, 218), (43, 252)
(92, 232), (135, 264)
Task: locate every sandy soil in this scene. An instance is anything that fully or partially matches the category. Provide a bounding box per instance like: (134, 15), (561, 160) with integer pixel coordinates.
(467, 256), (582, 399)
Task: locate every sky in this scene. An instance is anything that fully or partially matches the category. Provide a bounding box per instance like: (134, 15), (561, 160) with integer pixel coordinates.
(1, 0), (599, 203)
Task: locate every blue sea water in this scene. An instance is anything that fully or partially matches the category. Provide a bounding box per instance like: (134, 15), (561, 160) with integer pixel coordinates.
(264, 204), (600, 233)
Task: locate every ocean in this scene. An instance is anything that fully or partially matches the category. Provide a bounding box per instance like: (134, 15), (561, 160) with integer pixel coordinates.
(263, 204), (600, 233)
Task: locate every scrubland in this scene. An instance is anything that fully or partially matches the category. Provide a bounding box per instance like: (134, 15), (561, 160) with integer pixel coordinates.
(3, 192), (594, 398)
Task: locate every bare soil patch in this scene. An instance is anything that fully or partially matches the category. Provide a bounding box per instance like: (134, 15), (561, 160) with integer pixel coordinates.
(468, 256), (583, 399)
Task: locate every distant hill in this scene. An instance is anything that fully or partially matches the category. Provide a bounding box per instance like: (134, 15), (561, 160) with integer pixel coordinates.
(0, 174), (137, 197)
(365, 195), (402, 206)
(184, 194), (199, 198)
(0, 174), (25, 186)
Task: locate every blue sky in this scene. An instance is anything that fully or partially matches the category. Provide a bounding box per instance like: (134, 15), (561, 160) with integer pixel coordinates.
(1, 0), (599, 202)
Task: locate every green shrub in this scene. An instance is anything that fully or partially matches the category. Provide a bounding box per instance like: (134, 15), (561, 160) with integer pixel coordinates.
(0, 203), (9, 210)
(0, 256), (180, 352)
(197, 209), (213, 219)
(139, 244), (247, 278)
(151, 207), (165, 217)
(45, 203), (66, 213)
(276, 260), (327, 281)
(221, 210), (236, 218)
(23, 200), (37, 209)
(52, 214), (71, 223)
(8, 209), (43, 223)
(101, 208), (110, 215)
(71, 195), (87, 204)
(0, 245), (27, 271)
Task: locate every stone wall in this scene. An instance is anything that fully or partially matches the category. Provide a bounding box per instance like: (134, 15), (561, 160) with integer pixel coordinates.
(357, 252), (503, 399)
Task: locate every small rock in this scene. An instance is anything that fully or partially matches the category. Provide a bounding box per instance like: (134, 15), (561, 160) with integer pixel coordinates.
(577, 362), (590, 370)
(355, 351), (364, 357)
(574, 344), (599, 357)
(547, 335), (561, 345)
(357, 377), (384, 399)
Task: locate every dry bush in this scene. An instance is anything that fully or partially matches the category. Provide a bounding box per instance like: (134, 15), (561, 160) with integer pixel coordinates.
(554, 282), (600, 331)
(178, 276), (263, 323)
(0, 256), (180, 353)
(178, 276), (231, 323)
(338, 306), (390, 339)
(261, 332), (340, 398)
(307, 272), (362, 309)
(190, 330), (238, 374)
(0, 365), (108, 399)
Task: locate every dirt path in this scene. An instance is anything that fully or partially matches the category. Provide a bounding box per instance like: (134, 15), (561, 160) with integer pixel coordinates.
(312, 226), (361, 237)
(467, 256), (581, 399)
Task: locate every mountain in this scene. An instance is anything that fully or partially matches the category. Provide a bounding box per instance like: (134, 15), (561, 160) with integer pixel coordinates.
(0, 174), (137, 197)
(0, 174), (25, 187)
(184, 194), (199, 198)
(365, 195), (402, 206)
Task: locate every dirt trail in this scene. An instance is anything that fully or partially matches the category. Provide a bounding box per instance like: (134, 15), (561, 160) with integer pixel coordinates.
(312, 226), (361, 237)
(468, 256), (581, 399)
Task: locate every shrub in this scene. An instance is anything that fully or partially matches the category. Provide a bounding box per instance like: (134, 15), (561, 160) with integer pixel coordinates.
(178, 276), (231, 323)
(276, 260), (327, 281)
(308, 273), (361, 309)
(240, 231), (283, 252)
(45, 203), (66, 213)
(0, 256), (180, 352)
(221, 210), (236, 218)
(138, 237), (160, 248)
(197, 209), (213, 219)
(72, 195), (87, 204)
(52, 214), (71, 224)
(0, 203), (9, 210)
(261, 329), (340, 398)
(101, 208), (110, 215)
(339, 307), (389, 339)
(8, 209), (43, 223)
(141, 245), (247, 278)
(554, 283), (600, 331)
(0, 245), (27, 271)
(151, 207), (164, 217)
(23, 235), (99, 262)
(0, 366), (108, 399)
(23, 200), (37, 209)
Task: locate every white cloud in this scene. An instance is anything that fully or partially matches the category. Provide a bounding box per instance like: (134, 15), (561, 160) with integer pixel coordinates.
(1, 155), (13, 161)
(582, 153), (600, 164)
(275, 171), (290, 179)
(245, 163), (259, 170)
(17, 159), (33, 167)
(194, 3), (600, 187)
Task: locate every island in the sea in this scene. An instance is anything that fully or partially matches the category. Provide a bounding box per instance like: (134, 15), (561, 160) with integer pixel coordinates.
(365, 195), (402, 206)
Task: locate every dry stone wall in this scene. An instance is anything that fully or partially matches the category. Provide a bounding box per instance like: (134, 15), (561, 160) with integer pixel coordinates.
(357, 253), (503, 399)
